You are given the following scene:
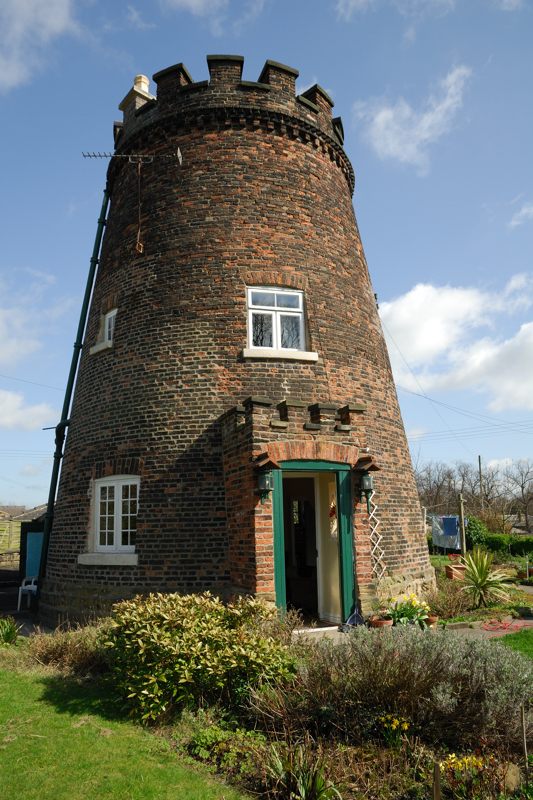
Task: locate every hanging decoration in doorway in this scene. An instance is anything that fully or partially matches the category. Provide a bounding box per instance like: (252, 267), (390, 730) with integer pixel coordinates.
(329, 499), (338, 540)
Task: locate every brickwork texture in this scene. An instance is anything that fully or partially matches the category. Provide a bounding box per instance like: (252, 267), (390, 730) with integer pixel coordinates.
(41, 55), (433, 624)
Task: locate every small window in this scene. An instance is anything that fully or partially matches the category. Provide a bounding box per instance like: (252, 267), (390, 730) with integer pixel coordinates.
(247, 287), (305, 351)
(94, 476), (139, 553)
(105, 309), (117, 342)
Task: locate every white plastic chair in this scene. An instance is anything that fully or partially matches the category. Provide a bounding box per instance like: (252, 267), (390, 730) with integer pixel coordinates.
(17, 575), (38, 611)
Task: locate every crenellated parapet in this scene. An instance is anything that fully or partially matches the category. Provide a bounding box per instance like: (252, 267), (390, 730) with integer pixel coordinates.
(111, 55), (354, 195)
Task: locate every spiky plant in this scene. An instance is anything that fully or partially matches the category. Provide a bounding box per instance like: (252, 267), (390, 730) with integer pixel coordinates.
(0, 615), (21, 646)
(461, 547), (510, 608)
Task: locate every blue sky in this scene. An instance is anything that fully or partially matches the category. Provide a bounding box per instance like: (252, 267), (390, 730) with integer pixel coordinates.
(1, 0), (532, 507)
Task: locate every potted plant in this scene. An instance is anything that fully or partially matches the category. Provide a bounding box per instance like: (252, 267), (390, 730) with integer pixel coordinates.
(382, 594), (430, 627)
(425, 611), (439, 628)
(368, 601), (393, 628)
(445, 562), (467, 580)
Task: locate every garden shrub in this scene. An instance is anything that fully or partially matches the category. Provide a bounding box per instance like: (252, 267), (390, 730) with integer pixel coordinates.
(510, 536), (533, 556)
(107, 592), (296, 722)
(483, 532), (510, 553)
(186, 724), (266, 785)
(249, 626), (533, 749)
(27, 618), (112, 675)
(465, 516), (489, 550)
(427, 573), (472, 620)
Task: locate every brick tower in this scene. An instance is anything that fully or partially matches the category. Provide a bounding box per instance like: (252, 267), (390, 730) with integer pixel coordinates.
(40, 55), (434, 625)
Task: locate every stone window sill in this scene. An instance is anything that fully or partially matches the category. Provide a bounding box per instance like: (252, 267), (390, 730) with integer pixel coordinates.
(77, 553), (138, 566)
(242, 348), (319, 362)
(89, 340), (113, 356)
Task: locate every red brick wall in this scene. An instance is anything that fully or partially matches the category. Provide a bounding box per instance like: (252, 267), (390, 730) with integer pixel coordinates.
(40, 55), (429, 623)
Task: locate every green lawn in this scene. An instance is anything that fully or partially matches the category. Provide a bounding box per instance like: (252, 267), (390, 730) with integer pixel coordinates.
(0, 665), (248, 800)
(496, 627), (533, 660)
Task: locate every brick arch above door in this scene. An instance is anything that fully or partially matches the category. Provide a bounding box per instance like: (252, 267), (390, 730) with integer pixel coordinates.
(255, 440), (359, 467)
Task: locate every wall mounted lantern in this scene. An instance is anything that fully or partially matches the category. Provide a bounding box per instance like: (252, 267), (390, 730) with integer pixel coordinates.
(258, 471), (274, 504)
(360, 471), (374, 514)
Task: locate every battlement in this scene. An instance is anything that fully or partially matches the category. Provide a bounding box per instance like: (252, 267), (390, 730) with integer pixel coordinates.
(220, 396), (371, 454)
(115, 55), (351, 189)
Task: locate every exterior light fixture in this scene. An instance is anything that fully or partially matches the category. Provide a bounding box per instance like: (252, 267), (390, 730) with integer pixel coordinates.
(360, 471), (374, 514)
(257, 471), (274, 504)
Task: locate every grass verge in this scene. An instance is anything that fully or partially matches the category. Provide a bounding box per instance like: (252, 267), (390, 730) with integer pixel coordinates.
(0, 663), (248, 800)
(497, 627), (533, 660)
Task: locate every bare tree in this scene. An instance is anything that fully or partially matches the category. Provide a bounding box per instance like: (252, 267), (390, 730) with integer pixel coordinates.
(504, 459), (533, 532)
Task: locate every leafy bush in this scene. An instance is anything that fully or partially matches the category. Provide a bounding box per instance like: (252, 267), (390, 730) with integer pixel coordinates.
(511, 536), (533, 556)
(461, 547), (510, 608)
(465, 516), (489, 549)
(0, 615), (21, 646)
(107, 592), (297, 722)
(483, 532), (511, 553)
(27, 618), (112, 675)
(427, 573), (472, 620)
(249, 627), (533, 749)
(186, 723), (266, 784)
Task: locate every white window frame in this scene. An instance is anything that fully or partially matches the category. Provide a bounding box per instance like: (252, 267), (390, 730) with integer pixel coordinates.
(94, 475), (139, 554)
(243, 287), (318, 361)
(89, 308), (118, 356)
(247, 287), (305, 351)
(105, 309), (117, 343)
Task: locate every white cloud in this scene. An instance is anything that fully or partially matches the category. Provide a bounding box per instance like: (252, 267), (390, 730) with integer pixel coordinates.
(337, 0), (521, 17)
(487, 457), (513, 469)
(0, 0), (78, 92)
(163, 0), (228, 15)
(354, 65), (471, 175)
(20, 464), (40, 476)
(0, 269), (73, 367)
(380, 275), (533, 412)
(0, 307), (42, 367)
(0, 390), (57, 431)
(406, 425), (429, 441)
(509, 202), (533, 228)
(233, 0), (266, 34)
(337, 0), (379, 17)
(126, 6), (156, 29)
(496, 0), (523, 9)
(162, 0), (228, 34)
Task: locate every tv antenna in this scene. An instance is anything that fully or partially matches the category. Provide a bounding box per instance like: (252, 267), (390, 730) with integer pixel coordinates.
(83, 150), (183, 252)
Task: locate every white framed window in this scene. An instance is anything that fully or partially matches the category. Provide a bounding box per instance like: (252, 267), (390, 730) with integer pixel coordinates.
(247, 287), (305, 351)
(89, 307), (117, 355)
(94, 476), (139, 553)
(105, 309), (117, 342)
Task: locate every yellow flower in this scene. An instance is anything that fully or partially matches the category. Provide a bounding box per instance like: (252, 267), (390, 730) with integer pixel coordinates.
(402, 722), (409, 730)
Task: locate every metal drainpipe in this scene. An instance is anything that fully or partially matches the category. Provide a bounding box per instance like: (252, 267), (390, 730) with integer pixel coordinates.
(35, 188), (110, 613)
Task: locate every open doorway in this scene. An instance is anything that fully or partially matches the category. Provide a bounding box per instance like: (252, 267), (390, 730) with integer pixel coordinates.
(282, 473), (342, 624)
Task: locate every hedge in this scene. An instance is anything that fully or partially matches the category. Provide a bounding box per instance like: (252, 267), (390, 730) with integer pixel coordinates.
(510, 537), (533, 556)
(482, 533), (511, 553)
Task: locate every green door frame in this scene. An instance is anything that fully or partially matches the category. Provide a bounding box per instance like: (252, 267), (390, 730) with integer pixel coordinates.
(272, 461), (355, 621)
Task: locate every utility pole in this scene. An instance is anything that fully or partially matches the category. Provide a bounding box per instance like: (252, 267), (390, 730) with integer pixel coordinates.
(458, 493), (466, 556)
(479, 455), (484, 512)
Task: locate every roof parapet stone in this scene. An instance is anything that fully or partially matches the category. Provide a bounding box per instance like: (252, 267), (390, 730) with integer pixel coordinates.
(258, 59), (299, 94)
(207, 54), (244, 86)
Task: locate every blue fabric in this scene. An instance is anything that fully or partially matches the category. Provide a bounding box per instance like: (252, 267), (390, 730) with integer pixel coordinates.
(26, 531), (43, 578)
(431, 516), (460, 550)
(443, 517), (458, 537)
